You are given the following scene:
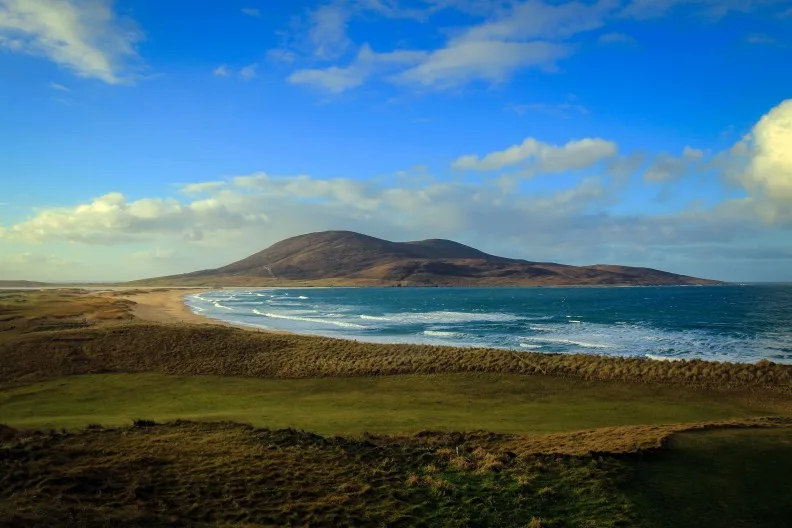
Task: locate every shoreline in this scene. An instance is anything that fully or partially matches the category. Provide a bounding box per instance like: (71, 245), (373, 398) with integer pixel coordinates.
(108, 286), (788, 366)
(114, 288), (292, 334)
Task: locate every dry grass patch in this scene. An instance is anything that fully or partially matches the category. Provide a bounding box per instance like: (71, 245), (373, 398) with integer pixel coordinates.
(0, 420), (638, 527)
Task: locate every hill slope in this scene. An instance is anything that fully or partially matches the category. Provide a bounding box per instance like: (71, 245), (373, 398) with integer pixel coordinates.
(132, 231), (721, 286)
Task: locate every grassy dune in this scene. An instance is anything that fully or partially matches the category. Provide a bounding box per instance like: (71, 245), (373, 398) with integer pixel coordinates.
(2, 421), (791, 527)
(2, 289), (792, 526)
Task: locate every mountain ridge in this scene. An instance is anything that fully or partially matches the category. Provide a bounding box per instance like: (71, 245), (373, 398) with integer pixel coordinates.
(130, 230), (723, 287)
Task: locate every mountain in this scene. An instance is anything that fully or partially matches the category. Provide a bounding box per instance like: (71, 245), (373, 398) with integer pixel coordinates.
(131, 231), (722, 287)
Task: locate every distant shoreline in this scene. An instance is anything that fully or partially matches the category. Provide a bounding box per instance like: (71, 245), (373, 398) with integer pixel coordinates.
(116, 288), (294, 335)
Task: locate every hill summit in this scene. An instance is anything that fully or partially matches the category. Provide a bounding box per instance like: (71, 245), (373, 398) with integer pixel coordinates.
(134, 230), (721, 287)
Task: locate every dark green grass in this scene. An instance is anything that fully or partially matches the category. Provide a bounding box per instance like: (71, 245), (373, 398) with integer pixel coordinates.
(621, 427), (792, 528)
(0, 372), (786, 434)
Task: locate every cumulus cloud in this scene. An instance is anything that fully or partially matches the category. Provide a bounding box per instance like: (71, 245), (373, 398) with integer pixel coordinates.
(213, 64), (230, 77)
(1, 165), (788, 281)
(452, 137), (618, 172)
(0, 0), (143, 84)
(643, 146), (705, 182)
(0, 191), (269, 244)
(735, 99), (792, 223)
(0, 165), (626, 249)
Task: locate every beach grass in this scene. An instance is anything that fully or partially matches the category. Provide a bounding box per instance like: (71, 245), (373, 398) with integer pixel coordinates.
(1, 372), (787, 434)
(2, 420), (791, 527)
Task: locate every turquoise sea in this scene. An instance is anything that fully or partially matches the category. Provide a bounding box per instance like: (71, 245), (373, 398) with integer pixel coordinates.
(184, 285), (792, 364)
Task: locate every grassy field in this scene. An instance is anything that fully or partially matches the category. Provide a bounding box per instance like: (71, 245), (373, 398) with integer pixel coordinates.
(1, 372), (789, 434)
(2, 289), (792, 526)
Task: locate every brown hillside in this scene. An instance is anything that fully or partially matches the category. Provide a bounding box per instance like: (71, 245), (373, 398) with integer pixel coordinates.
(132, 230), (722, 286)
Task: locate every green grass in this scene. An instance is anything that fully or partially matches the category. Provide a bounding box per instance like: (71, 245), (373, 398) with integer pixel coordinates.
(622, 427), (792, 528)
(1, 372), (786, 434)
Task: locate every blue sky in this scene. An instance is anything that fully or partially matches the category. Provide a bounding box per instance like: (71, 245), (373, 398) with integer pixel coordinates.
(1, 0), (791, 282)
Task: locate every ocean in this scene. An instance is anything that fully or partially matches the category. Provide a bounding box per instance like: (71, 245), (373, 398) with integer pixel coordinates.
(184, 284), (792, 364)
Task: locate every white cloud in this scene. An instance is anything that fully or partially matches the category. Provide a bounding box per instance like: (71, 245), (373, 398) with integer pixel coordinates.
(180, 181), (226, 195)
(452, 137), (618, 172)
(289, 43), (426, 93)
(461, 0), (617, 42)
(289, 65), (366, 93)
(736, 99), (792, 223)
(0, 0), (143, 84)
(643, 146), (705, 182)
(396, 40), (570, 88)
(279, 0), (782, 94)
(240, 63), (258, 80)
(241, 7), (260, 17)
(213, 64), (230, 76)
(395, 0), (618, 89)
(1, 163), (789, 281)
(0, 191), (265, 244)
(49, 81), (69, 91)
(309, 2), (351, 59)
(267, 48), (297, 63)
(621, 0), (776, 19)
(130, 248), (181, 262)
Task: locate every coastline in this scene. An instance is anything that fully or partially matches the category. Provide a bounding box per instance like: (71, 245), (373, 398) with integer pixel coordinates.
(115, 288), (291, 334)
(108, 285), (789, 365)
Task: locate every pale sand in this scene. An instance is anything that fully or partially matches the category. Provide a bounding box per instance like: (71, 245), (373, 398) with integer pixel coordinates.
(112, 288), (287, 333)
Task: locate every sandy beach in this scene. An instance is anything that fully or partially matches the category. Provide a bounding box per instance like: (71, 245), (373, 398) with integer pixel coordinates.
(112, 288), (289, 332)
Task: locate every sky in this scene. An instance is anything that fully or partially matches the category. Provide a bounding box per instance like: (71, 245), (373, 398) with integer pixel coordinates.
(0, 0), (791, 283)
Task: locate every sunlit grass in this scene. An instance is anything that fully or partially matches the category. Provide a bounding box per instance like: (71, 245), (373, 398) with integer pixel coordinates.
(2, 372), (786, 434)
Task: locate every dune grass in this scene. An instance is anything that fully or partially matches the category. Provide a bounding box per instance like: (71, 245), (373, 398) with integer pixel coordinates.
(0, 421), (639, 527)
(3, 420), (791, 527)
(1, 372), (788, 434)
(623, 427), (792, 528)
